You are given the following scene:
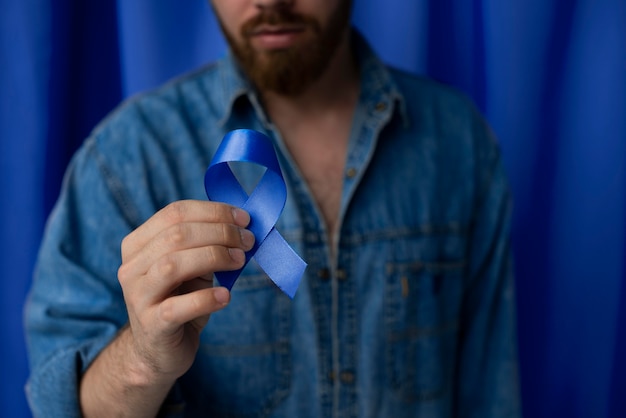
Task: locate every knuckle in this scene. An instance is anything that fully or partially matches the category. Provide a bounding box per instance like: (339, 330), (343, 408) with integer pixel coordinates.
(150, 254), (178, 281)
(206, 245), (242, 271)
(208, 201), (231, 222)
(163, 201), (186, 224)
(220, 223), (232, 243)
(205, 202), (217, 219)
(189, 292), (204, 316)
(117, 262), (132, 285)
(158, 299), (176, 325)
(204, 246), (219, 267)
(166, 223), (187, 247)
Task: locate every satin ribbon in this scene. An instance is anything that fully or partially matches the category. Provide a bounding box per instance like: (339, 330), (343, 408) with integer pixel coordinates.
(204, 129), (307, 298)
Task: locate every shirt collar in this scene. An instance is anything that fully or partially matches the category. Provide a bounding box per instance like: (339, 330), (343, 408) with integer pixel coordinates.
(214, 52), (256, 127)
(352, 30), (409, 127)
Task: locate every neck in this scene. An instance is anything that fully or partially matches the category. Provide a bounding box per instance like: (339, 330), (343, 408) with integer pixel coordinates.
(254, 29), (359, 244)
(261, 29), (359, 119)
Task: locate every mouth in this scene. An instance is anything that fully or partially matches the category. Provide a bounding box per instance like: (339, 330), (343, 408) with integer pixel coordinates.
(247, 24), (308, 50)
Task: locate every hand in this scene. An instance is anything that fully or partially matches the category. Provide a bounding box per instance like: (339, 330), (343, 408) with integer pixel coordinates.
(117, 200), (254, 385)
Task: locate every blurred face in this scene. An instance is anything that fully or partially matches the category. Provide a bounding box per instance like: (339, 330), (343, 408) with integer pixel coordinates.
(211, 0), (352, 96)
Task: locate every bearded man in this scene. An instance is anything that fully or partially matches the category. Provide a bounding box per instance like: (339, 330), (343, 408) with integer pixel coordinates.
(25, 0), (521, 417)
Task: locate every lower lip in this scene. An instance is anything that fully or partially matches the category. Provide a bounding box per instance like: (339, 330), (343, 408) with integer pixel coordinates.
(251, 30), (304, 50)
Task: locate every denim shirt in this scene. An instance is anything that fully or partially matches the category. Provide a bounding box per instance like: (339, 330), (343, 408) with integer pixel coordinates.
(25, 33), (520, 418)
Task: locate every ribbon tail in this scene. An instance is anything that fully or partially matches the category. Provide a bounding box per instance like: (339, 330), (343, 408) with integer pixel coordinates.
(205, 130), (306, 296)
(255, 229), (307, 298)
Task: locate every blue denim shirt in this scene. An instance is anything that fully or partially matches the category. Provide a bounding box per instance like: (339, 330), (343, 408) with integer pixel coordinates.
(25, 33), (520, 417)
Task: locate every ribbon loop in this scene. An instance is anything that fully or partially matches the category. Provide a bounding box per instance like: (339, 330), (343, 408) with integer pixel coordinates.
(204, 129), (306, 298)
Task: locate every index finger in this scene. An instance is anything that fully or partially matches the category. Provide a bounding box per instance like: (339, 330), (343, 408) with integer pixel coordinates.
(121, 200), (250, 262)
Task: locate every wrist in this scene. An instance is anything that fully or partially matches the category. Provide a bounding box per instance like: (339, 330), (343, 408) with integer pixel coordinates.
(80, 327), (174, 418)
(117, 326), (176, 390)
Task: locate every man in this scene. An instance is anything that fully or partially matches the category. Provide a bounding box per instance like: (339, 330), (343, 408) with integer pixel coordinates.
(25, 0), (521, 417)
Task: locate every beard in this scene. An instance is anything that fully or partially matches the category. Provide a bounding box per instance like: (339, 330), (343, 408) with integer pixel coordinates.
(219, 1), (352, 97)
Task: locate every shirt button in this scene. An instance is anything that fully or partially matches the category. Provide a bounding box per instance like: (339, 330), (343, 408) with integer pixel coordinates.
(346, 167), (357, 178)
(339, 371), (355, 385)
(336, 269), (347, 281)
(375, 101), (387, 112)
(318, 268), (331, 280)
(328, 370), (336, 382)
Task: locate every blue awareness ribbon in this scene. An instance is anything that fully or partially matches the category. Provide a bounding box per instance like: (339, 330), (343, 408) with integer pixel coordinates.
(204, 129), (307, 298)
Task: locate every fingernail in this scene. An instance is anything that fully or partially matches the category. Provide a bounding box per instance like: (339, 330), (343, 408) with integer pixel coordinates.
(214, 287), (230, 305)
(228, 247), (245, 263)
(240, 228), (255, 249)
(232, 208), (250, 227)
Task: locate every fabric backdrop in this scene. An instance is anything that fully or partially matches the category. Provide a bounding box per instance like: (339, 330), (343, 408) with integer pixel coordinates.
(2, 1), (625, 417)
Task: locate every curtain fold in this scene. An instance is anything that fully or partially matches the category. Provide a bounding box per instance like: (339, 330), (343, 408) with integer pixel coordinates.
(2, 1), (624, 416)
(1, 2), (50, 417)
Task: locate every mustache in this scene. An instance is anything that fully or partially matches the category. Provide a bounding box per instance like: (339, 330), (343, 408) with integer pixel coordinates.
(241, 8), (319, 36)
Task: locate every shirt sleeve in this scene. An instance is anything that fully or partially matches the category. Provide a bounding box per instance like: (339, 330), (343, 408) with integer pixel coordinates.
(24, 137), (134, 418)
(454, 112), (522, 417)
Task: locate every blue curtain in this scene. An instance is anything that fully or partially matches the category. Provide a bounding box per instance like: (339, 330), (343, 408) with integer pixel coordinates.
(2, 1), (624, 417)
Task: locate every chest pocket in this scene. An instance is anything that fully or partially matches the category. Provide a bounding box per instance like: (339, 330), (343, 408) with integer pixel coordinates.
(384, 258), (465, 403)
(184, 263), (292, 417)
